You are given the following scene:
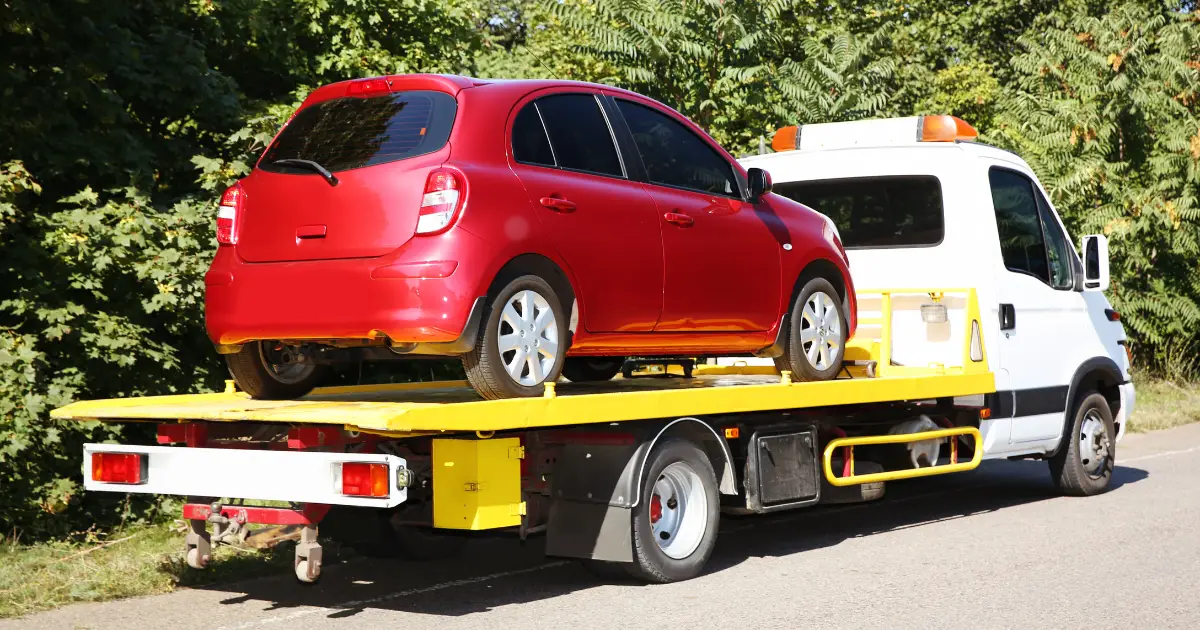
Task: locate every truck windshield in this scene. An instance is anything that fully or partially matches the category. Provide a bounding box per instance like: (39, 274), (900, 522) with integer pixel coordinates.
(259, 90), (457, 174)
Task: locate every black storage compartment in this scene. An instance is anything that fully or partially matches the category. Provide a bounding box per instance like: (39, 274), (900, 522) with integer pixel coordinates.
(745, 425), (820, 513)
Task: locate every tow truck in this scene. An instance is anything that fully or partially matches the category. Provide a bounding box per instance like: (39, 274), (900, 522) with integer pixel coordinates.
(52, 116), (1133, 584)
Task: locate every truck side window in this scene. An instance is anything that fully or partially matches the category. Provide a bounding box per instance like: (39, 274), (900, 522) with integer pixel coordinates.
(988, 169), (1051, 284)
(1035, 191), (1076, 290)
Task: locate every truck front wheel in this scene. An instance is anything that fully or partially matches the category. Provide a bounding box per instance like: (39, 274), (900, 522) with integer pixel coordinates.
(1050, 391), (1116, 496)
(627, 439), (720, 583)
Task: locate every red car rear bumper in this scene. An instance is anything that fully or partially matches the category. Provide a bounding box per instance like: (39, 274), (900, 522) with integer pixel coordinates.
(204, 230), (490, 346)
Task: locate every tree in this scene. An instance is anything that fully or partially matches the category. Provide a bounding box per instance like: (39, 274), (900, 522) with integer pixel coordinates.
(544, 0), (901, 153)
(994, 2), (1200, 377)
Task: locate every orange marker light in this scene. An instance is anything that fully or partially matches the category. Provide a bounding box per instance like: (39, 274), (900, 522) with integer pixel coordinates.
(724, 427), (740, 439)
(920, 115), (978, 143)
(771, 125), (799, 152)
(979, 408), (992, 420)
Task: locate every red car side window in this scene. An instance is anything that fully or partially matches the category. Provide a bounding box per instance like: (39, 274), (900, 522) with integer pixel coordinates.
(615, 99), (738, 197)
(534, 94), (625, 178)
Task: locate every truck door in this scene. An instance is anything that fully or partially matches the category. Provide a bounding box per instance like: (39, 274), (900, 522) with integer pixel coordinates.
(987, 166), (1088, 444)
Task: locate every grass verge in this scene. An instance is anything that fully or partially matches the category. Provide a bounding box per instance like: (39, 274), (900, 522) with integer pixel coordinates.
(1125, 378), (1200, 433)
(0, 524), (297, 619)
(3, 378), (1198, 618)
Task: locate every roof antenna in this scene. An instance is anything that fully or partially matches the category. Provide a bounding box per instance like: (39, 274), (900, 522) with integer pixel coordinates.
(520, 42), (562, 79)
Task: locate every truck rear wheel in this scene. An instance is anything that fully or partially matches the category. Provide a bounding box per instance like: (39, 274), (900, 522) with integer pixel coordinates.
(1050, 391), (1115, 496)
(627, 439), (720, 583)
(225, 341), (328, 400)
(777, 277), (847, 381)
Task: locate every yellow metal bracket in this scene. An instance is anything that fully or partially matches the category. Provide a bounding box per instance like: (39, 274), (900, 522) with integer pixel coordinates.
(822, 427), (983, 487)
(850, 288), (990, 379)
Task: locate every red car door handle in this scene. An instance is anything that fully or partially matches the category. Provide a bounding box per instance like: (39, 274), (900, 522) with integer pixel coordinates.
(663, 212), (694, 227)
(539, 197), (576, 213)
(296, 224), (327, 239)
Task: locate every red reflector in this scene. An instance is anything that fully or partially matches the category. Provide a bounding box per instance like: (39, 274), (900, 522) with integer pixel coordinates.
(1105, 308), (1121, 321)
(91, 452), (145, 484)
(341, 463), (389, 498)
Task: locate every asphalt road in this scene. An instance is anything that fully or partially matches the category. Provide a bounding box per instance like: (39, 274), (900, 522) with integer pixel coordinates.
(9, 423), (1200, 630)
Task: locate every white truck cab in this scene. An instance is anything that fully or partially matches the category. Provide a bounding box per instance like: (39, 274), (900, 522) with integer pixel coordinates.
(741, 115), (1134, 478)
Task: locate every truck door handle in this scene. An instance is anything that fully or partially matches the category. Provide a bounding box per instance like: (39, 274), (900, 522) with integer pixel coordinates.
(1000, 303), (1015, 330)
(663, 212), (694, 228)
(296, 224), (327, 239)
(539, 197), (576, 213)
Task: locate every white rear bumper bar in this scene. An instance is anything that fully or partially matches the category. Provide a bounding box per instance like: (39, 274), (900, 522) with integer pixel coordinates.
(83, 444), (408, 508)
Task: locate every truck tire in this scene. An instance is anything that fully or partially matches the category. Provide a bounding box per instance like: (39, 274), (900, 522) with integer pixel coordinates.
(463, 275), (567, 400)
(777, 277), (847, 381)
(562, 357), (624, 382)
(1050, 391), (1116, 496)
(627, 439), (720, 583)
(225, 341), (328, 400)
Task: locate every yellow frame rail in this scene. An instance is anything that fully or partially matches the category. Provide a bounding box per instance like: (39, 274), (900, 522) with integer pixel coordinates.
(822, 427), (983, 487)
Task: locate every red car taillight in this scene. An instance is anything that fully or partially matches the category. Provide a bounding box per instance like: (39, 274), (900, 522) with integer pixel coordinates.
(91, 452), (146, 484)
(340, 462), (389, 498)
(216, 184), (244, 245)
(416, 168), (464, 235)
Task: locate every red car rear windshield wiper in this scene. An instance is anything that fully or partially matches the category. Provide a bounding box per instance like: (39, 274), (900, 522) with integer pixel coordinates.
(270, 159), (339, 187)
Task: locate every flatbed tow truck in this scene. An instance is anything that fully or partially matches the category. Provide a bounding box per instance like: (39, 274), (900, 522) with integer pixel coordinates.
(53, 288), (1009, 584)
(51, 116), (1136, 585)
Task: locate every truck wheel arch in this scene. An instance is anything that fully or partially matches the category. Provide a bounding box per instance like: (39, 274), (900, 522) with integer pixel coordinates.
(1050, 357), (1124, 457)
(631, 417), (739, 505)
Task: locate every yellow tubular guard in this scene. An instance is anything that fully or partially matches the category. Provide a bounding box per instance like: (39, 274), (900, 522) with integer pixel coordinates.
(822, 427), (983, 486)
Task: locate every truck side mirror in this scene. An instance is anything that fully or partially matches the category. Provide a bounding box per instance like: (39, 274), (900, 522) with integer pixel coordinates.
(1082, 234), (1109, 292)
(747, 167), (772, 201)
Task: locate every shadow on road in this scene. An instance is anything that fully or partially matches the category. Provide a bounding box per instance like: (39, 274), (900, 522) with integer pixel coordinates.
(194, 460), (1148, 620)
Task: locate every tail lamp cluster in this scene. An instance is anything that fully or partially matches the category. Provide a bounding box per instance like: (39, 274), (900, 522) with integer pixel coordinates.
(91, 452), (147, 485)
(216, 184), (244, 245)
(416, 168), (465, 235)
(338, 462), (391, 498)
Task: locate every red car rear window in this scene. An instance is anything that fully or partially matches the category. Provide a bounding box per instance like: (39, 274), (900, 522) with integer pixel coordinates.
(259, 90), (456, 174)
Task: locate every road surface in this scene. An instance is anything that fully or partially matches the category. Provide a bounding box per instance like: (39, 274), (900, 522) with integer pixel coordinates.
(8, 423), (1200, 629)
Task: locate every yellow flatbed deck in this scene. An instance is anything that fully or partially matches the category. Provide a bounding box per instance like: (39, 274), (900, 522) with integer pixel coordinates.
(50, 367), (995, 436)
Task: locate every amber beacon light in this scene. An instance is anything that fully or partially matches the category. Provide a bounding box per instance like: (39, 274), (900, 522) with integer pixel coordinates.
(919, 115), (978, 142)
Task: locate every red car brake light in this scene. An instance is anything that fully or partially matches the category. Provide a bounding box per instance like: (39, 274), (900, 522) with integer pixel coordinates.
(91, 452), (146, 484)
(217, 184), (244, 245)
(416, 168), (464, 236)
(346, 77), (392, 97)
(340, 462), (389, 498)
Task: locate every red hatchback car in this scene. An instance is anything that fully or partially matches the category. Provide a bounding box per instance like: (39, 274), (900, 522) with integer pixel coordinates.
(205, 75), (856, 399)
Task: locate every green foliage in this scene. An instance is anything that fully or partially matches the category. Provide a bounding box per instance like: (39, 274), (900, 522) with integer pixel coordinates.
(541, 0), (910, 153)
(1, 0), (1198, 542)
(994, 2), (1200, 377)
